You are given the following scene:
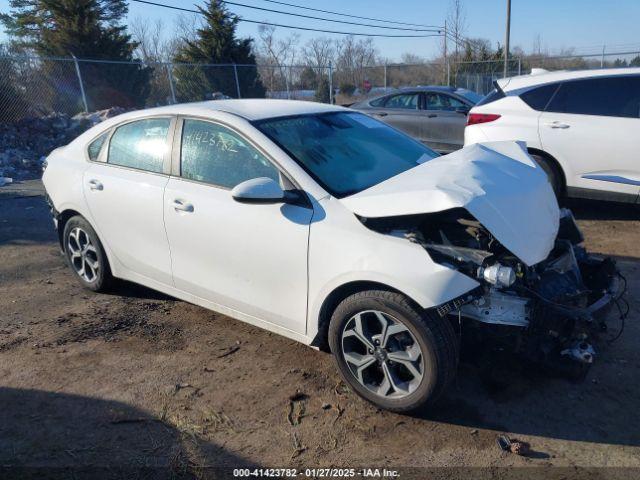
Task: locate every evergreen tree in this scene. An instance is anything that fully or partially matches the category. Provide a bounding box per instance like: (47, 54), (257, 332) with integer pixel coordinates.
(297, 66), (318, 90)
(173, 0), (265, 100)
(314, 76), (330, 103)
(1, 0), (150, 111)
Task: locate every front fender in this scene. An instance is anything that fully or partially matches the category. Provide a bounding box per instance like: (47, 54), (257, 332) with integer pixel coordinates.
(306, 197), (479, 341)
(308, 266), (479, 338)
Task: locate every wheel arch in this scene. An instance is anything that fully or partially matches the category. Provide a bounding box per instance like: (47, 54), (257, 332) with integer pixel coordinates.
(56, 209), (83, 251)
(311, 280), (420, 351)
(56, 209), (117, 277)
(527, 147), (567, 195)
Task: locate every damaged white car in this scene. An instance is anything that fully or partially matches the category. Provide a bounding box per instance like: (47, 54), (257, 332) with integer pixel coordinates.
(42, 100), (626, 412)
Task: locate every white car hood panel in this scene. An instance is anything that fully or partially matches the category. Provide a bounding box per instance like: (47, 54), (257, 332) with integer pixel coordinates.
(340, 141), (560, 266)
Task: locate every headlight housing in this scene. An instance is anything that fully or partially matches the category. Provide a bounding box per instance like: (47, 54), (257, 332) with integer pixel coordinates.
(479, 263), (516, 288)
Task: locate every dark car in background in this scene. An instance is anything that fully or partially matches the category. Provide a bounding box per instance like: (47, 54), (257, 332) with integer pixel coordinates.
(350, 86), (482, 153)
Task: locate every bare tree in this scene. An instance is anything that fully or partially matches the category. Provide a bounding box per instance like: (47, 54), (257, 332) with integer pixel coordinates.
(532, 34), (544, 56)
(447, 0), (467, 62)
(131, 17), (171, 62)
(400, 53), (426, 64)
(444, 0), (467, 83)
(302, 37), (334, 78)
(389, 53), (440, 88)
(130, 16), (185, 105)
(256, 24), (299, 96)
(131, 15), (197, 64)
(334, 35), (377, 89)
(174, 13), (202, 41)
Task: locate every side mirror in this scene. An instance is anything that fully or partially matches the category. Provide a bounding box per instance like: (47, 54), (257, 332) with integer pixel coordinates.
(455, 106), (470, 115)
(231, 177), (286, 204)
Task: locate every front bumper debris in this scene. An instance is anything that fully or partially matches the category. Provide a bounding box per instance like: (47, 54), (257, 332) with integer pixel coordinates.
(447, 210), (628, 379)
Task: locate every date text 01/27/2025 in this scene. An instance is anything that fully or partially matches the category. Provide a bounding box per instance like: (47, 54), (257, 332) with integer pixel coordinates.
(232, 468), (400, 478)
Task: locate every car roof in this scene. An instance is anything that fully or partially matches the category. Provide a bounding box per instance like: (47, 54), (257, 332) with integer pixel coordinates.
(359, 86), (472, 105)
(401, 85), (457, 92)
(497, 67), (640, 92)
(392, 85), (472, 94)
(110, 99), (347, 122)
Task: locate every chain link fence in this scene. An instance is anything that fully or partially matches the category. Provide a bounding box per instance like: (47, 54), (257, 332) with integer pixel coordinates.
(1, 50), (638, 124)
(450, 51), (640, 95)
(0, 56), (82, 122)
(1, 50), (636, 182)
(452, 58), (523, 95)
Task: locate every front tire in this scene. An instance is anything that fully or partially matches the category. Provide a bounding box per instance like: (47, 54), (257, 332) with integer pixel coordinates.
(328, 290), (458, 413)
(62, 216), (112, 292)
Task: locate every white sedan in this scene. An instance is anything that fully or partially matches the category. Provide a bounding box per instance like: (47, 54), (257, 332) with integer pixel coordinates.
(43, 100), (623, 412)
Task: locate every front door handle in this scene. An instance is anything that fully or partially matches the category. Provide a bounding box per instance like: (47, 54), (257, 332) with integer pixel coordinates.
(427, 113), (437, 118)
(545, 121), (570, 129)
(375, 112), (388, 117)
(172, 199), (194, 213)
(88, 179), (103, 191)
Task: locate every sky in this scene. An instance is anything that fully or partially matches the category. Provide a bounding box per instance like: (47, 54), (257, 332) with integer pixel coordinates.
(1, 0), (639, 62)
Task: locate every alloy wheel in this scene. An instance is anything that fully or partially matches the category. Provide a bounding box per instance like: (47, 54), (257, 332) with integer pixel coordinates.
(341, 310), (424, 399)
(67, 226), (100, 283)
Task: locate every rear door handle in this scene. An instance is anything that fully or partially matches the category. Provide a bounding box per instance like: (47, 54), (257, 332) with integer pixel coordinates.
(427, 114), (437, 118)
(172, 199), (194, 213)
(88, 179), (103, 191)
(375, 112), (388, 117)
(545, 121), (570, 129)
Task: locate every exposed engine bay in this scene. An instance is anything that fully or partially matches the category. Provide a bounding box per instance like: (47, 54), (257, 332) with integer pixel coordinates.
(361, 208), (628, 379)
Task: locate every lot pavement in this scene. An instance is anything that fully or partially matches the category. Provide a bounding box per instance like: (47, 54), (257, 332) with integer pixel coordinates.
(1, 180), (639, 478)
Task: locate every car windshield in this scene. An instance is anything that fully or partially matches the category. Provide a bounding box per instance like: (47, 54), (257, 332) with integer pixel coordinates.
(455, 88), (483, 104)
(254, 112), (439, 198)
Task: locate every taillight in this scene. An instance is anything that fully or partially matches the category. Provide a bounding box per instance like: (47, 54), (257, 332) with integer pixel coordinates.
(467, 113), (501, 126)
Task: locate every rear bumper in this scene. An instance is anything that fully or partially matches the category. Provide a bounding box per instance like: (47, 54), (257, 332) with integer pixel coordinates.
(463, 125), (489, 145)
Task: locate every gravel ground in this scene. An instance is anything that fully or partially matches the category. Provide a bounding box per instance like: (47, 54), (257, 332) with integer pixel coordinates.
(0, 180), (638, 479)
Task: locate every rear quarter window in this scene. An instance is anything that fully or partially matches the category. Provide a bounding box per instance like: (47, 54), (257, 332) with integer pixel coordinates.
(87, 132), (108, 161)
(369, 97), (386, 107)
(520, 83), (560, 111)
(475, 87), (505, 107)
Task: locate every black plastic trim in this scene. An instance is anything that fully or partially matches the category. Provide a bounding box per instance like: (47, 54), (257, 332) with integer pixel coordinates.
(566, 186), (639, 204)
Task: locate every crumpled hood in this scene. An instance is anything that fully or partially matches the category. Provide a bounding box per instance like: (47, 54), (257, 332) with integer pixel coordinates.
(340, 141), (560, 266)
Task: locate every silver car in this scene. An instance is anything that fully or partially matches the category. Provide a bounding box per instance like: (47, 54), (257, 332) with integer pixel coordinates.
(350, 86), (482, 153)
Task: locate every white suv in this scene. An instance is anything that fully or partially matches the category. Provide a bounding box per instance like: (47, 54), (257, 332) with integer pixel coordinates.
(465, 68), (640, 203)
(43, 100), (623, 412)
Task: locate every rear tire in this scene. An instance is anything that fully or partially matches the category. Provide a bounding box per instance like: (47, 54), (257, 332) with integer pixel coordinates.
(531, 153), (562, 197)
(62, 216), (112, 292)
(328, 290), (458, 413)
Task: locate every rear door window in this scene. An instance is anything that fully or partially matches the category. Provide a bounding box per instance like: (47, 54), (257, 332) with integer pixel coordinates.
(107, 118), (171, 173)
(425, 93), (467, 111)
(546, 76), (640, 118)
(383, 93), (419, 109)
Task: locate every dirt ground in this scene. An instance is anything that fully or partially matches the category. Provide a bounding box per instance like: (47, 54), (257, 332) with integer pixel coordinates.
(1, 180), (639, 479)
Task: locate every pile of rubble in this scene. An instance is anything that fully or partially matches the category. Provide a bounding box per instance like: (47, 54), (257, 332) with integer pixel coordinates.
(0, 107), (125, 184)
